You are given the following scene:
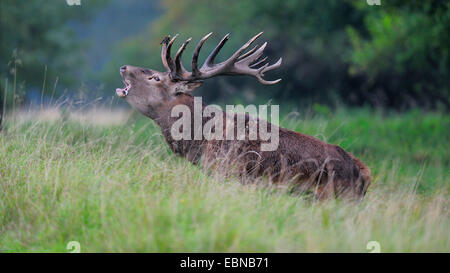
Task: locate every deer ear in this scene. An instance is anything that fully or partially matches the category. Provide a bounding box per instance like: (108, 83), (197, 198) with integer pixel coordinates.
(173, 81), (203, 94)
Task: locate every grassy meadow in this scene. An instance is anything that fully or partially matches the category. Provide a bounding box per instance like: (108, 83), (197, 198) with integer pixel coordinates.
(0, 105), (448, 252)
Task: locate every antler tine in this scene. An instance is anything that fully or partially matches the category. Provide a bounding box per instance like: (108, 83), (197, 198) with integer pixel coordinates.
(192, 32), (213, 76)
(203, 33), (230, 67)
(262, 57), (282, 74)
(160, 36), (171, 71)
(256, 58), (282, 85)
(161, 34), (178, 73)
(174, 37), (192, 79)
(237, 44), (259, 61)
(222, 32), (263, 65)
(249, 56), (268, 68)
(237, 42), (267, 65)
(257, 76), (282, 85)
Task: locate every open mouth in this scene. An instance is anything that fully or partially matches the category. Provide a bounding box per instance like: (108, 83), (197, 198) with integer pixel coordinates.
(116, 72), (131, 98)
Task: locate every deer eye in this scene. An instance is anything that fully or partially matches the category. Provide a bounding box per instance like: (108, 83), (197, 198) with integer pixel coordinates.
(148, 76), (160, 81)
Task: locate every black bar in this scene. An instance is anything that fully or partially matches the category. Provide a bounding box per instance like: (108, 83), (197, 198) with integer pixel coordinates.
(0, 253), (446, 272)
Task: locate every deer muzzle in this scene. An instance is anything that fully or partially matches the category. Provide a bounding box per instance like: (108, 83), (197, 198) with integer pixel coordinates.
(116, 67), (131, 97)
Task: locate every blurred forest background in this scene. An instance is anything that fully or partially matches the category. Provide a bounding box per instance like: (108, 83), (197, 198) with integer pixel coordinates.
(0, 0), (449, 125)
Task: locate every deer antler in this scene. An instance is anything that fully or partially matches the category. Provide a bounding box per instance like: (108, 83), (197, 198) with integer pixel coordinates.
(160, 32), (282, 85)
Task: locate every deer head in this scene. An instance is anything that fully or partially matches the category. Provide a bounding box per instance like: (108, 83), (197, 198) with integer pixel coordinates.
(116, 32), (282, 118)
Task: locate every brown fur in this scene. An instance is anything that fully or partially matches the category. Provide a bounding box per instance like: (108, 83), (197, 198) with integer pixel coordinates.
(157, 93), (371, 200)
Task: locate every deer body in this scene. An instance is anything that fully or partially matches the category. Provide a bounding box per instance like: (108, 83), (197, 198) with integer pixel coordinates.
(116, 32), (371, 199)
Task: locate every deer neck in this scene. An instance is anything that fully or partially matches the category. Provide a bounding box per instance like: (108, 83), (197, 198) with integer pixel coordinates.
(154, 94), (209, 164)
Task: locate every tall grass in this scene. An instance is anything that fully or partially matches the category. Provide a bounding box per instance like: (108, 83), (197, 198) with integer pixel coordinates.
(0, 106), (448, 252)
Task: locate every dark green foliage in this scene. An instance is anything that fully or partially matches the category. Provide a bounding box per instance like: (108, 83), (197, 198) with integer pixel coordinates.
(348, 0), (449, 109)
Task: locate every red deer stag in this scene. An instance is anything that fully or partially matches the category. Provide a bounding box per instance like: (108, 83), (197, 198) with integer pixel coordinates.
(116, 32), (371, 200)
